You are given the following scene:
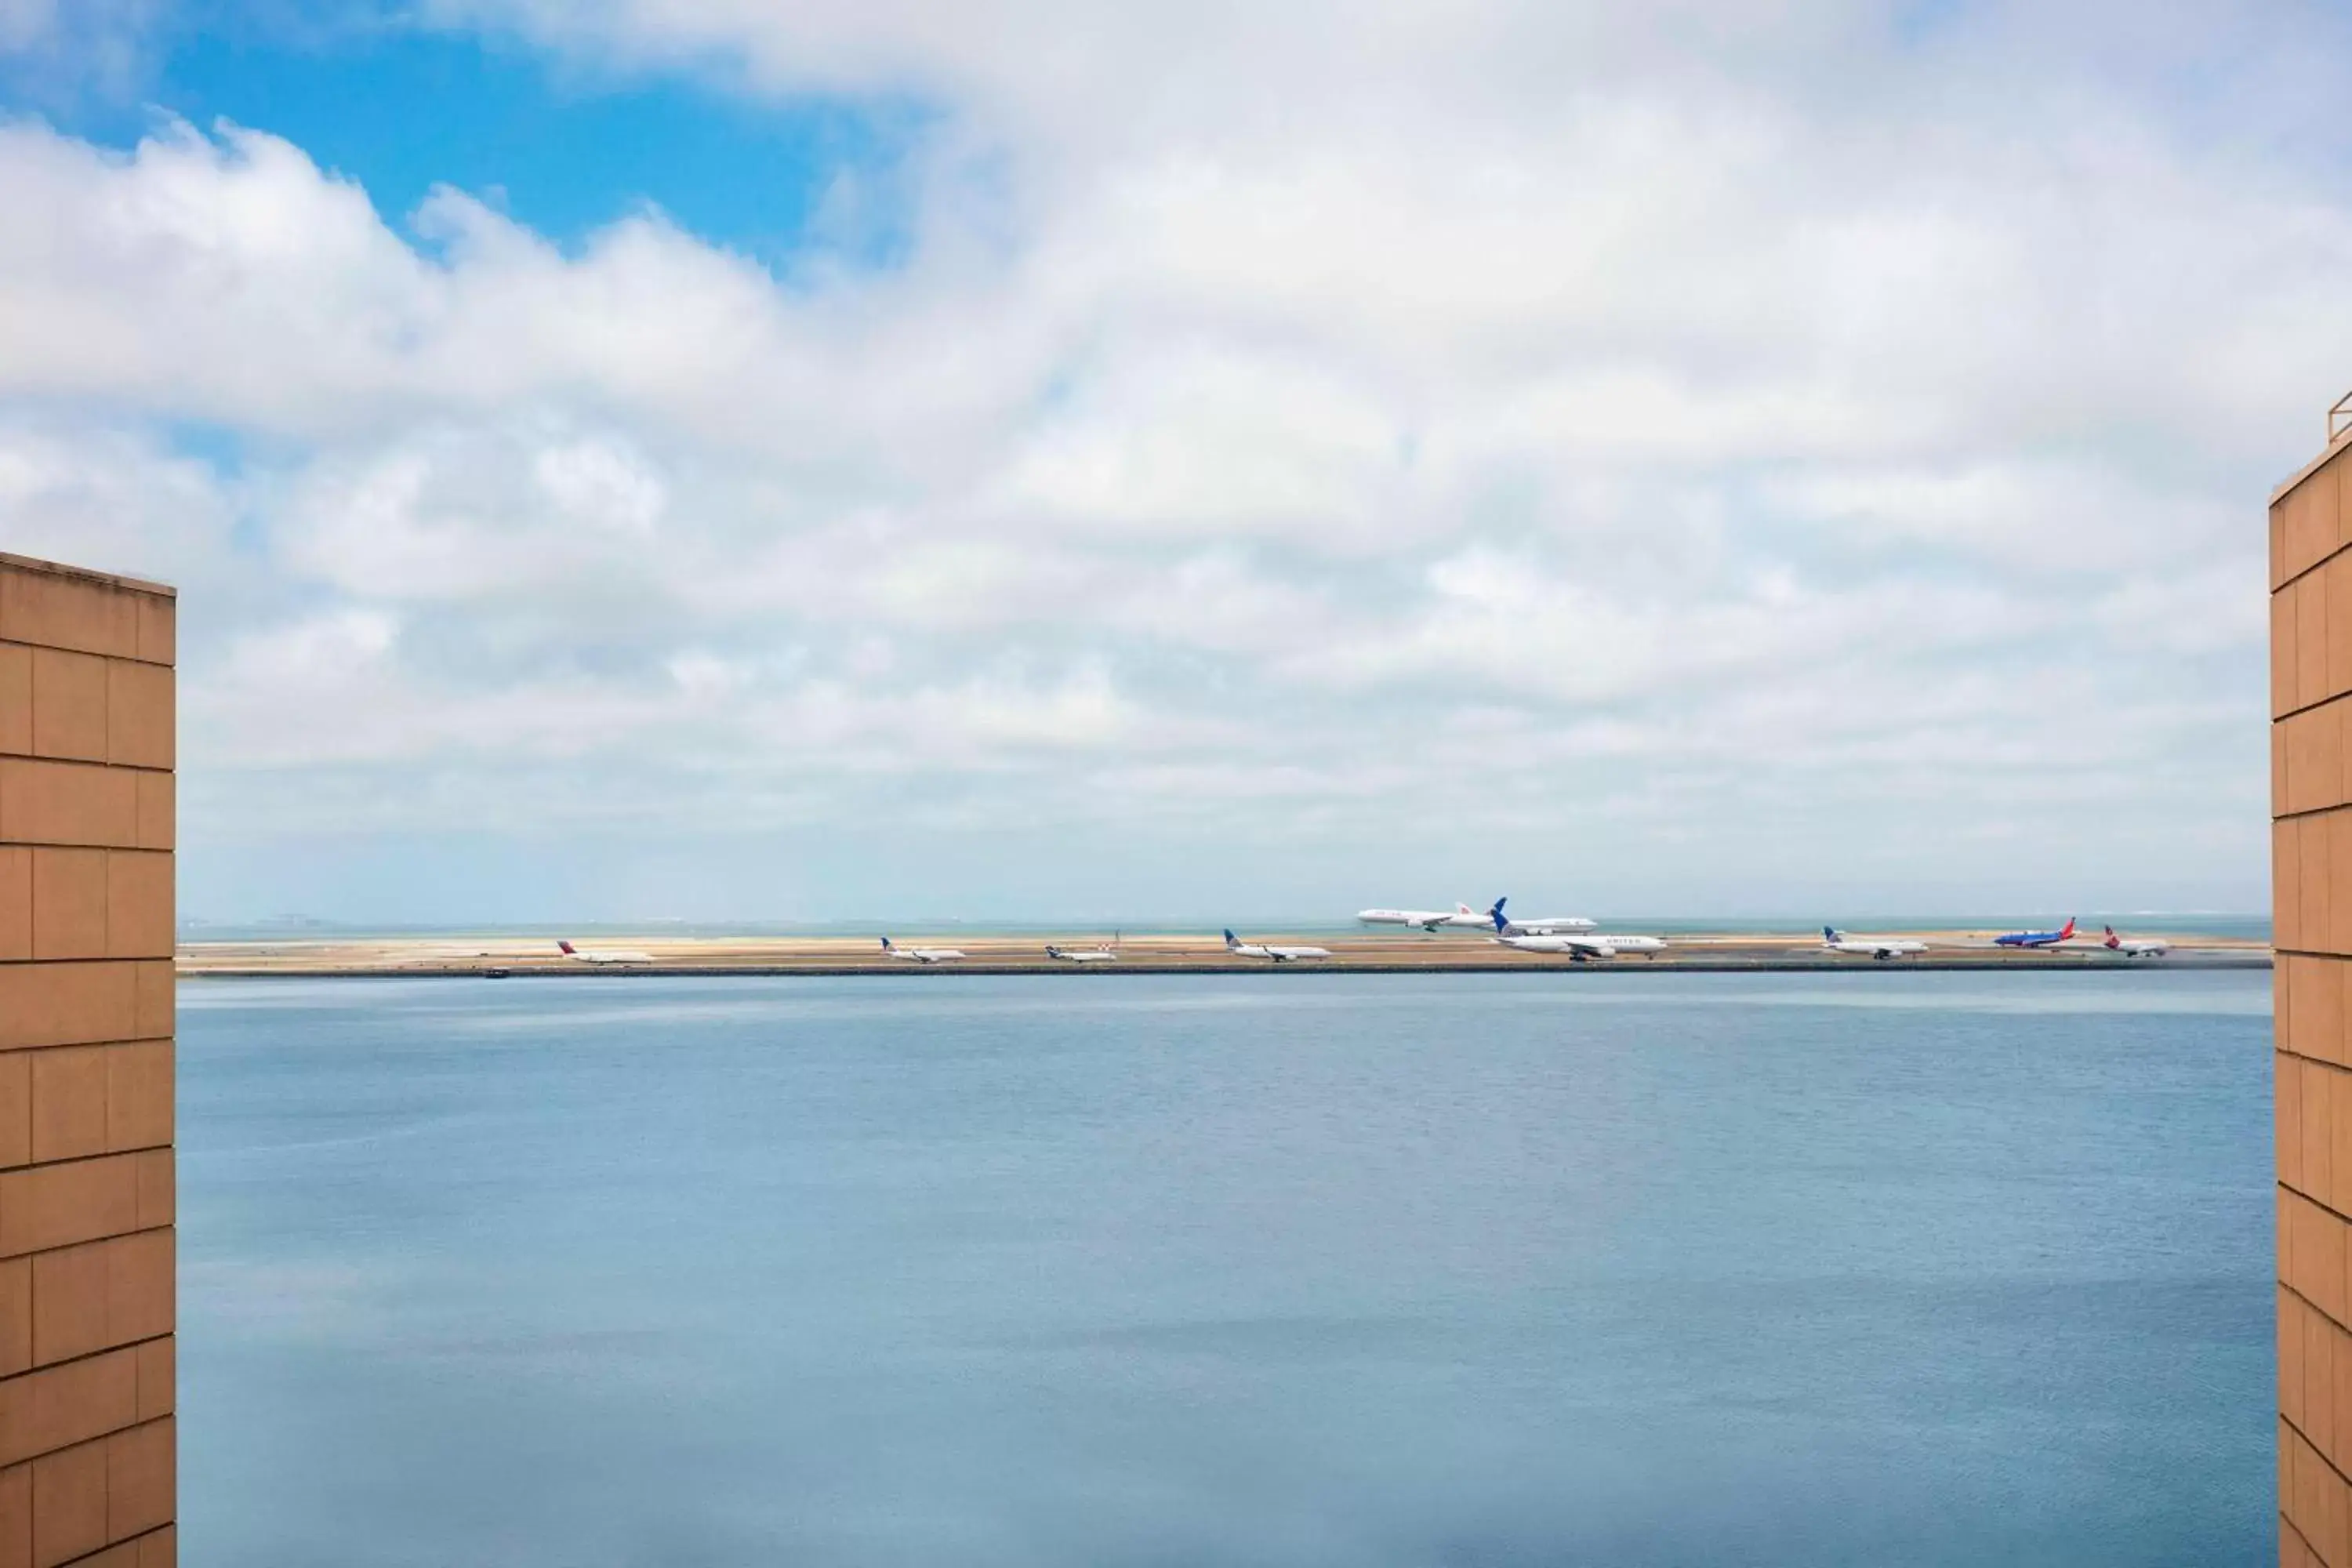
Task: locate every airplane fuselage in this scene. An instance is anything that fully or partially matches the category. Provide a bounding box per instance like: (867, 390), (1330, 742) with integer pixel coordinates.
(1487, 897), (1597, 936)
(881, 938), (965, 963)
(1994, 919), (2077, 949)
(557, 942), (652, 964)
(1495, 933), (1665, 960)
(1824, 929), (1927, 960)
(1225, 930), (1332, 962)
(1356, 907), (1486, 931)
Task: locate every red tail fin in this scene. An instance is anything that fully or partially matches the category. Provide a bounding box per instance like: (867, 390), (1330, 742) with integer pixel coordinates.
(557, 940), (576, 955)
(2059, 918), (2076, 941)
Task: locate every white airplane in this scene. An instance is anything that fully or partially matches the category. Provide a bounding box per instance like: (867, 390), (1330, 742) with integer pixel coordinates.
(1044, 943), (1119, 964)
(556, 939), (654, 965)
(2100, 924), (2170, 959)
(1223, 929), (1333, 963)
(880, 936), (966, 964)
(1356, 902), (1492, 932)
(1489, 898), (1598, 935)
(1489, 909), (1666, 960)
(1822, 927), (1929, 961)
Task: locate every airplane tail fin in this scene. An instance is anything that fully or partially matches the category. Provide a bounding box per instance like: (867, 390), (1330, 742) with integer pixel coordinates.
(1456, 902), (1476, 916)
(1222, 929), (1240, 949)
(879, 936), (894, 953)
(2060, 917), (2077, 941)
(2103, 925), (2121, 948)
(1824, 926), (1838, 943)
(557, 940), (576, 956)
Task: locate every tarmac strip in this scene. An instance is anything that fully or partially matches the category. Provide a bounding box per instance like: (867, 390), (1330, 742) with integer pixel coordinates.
(177, 932), (2271, 978)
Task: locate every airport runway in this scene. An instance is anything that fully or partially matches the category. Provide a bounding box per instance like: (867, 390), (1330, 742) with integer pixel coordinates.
(176, 931), (2273, 977)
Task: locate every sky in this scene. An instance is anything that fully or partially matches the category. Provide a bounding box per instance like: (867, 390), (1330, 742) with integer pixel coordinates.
(0, 0), (2339, 924)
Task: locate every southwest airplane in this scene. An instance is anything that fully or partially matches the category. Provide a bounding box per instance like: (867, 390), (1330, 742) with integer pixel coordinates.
(2102, 925), (2170, 959)
(1044, 944), (1119, 964)
(1490, 908), (1665, 960)
(556, 939), (654, 965)
(1822, 927), (1928, 960)
(1224, 930), (1334, 963)
(880, 936), (967, 964)
(1489, 897), (1598, 935)
(1993, 917), (2076, 949)
(1357, 902), (1491, 932)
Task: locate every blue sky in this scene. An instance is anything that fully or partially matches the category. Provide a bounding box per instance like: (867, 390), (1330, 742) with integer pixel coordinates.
(0, 0), (2335, 923)
(20, 13), (920, 262)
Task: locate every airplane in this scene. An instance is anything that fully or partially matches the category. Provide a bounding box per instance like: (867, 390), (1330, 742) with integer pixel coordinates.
(1488, 897), (1598, 935)
(2101, 924), (2170, 959)
(1993, 917), (2077, 949)
(1822, 927), (1928, 960)
(556, 939), (654, 965)
(1356, 902), (1492, 932)
(880, 936), (967, 964)
(1223, 929), (1333, 963)
(1490, 908), (1666, 960)
(1044, 943), (1119, 964)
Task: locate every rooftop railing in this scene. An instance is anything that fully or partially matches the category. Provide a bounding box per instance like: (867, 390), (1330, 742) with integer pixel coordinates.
(2332, 390), (2352, 444)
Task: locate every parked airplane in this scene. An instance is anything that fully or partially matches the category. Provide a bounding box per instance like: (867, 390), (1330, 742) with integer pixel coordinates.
(880, 936), (967, 964)
(1045, 944), (1119, 964)
(2102, 925), (2170, 959)
(1822, 927), (1928, 960)
(1489, 897), (1598, 935)
(1357, 902), (1491, 932)
(556, 939), (653, 965)
(1490, 909), (1665, 960)
(1224, 930), (1334, 963)
(1993, 918), (2077, 949)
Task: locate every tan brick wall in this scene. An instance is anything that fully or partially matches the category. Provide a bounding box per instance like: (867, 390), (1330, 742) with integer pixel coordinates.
(0, 555), (175, 1568)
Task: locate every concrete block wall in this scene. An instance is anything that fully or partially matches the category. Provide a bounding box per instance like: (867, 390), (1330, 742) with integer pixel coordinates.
(0, 556), (175, 1568)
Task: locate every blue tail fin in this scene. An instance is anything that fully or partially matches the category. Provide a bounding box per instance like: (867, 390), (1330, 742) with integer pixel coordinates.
(1824, 926), (1837, 942)
(1490, 898), (1508, 932)
(1222, 929), (1239, 947)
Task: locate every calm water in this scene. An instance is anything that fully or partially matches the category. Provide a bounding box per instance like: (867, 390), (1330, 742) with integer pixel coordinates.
(180, 971), (2273, 1567)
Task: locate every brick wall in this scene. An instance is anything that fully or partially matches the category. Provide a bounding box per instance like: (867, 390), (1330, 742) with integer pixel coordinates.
(0, 556), (175, 1568)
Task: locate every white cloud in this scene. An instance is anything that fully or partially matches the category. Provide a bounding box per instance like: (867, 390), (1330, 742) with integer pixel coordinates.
(0, 0), (2323, 915)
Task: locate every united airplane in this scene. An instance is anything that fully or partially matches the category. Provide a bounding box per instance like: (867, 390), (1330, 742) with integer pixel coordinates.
(1356, 902), (1490, 932)
(2101, 925), (2169, 959)
(1993, 917), (2076, 949)
(1490, 909), (1665, 960)
(880, 936), (967, 964)
(556, 939), (654, 965)
(1822, 927), (1928, 960)
(1488, 898), (1598, 935)
(1224, 930), (1333, 963)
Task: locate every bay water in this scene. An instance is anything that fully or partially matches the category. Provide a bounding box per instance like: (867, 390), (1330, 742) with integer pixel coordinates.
(180, 970), (2273, 1566)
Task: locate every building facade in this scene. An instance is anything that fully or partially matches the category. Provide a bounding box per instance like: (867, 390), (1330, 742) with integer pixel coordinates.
(0, 555), (176, 1567)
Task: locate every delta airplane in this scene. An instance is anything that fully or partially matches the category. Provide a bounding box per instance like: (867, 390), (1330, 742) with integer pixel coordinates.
(1993, 918), (2076, 949)
(556, 939), (654, 965)
(880, 936), (967, 964)
(2101, 925), (2170, 959)
(1490, 909), (1665, 960)
(1045, 944), (1119, 964)
(1224, 930), (1333, 963)
(1357, 902), (1492, 932)
(1489, 898), (1598, 935)
(1822, 927), (1929, 960)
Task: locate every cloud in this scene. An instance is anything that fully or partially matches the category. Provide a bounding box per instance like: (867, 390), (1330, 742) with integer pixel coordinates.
(0, 0), (2325, 915)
